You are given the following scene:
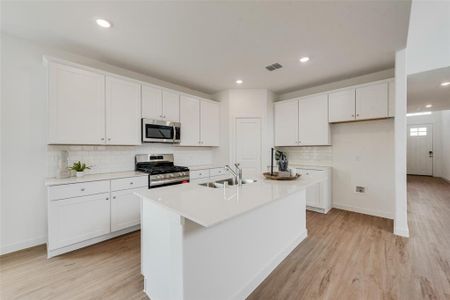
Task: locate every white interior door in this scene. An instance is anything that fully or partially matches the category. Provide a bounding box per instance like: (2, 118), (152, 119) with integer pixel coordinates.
(407, 124), (433, 175)
(235, 118), (261, 179)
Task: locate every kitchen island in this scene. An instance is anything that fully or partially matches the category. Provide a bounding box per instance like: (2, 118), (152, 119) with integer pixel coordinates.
(135, 172), (327, 300)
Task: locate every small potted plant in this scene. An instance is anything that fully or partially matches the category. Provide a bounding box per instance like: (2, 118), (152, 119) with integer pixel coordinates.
(69, 161), (91, 177)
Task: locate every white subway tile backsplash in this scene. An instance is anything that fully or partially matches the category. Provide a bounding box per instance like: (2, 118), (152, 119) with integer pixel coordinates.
(48, 144), (216, 176)
(277, 146), (333, 166)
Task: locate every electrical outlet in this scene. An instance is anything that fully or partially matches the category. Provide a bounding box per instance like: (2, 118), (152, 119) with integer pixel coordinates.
(355, 186), (366, 193)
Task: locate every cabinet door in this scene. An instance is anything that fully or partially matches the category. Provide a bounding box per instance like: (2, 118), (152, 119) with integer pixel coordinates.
(162, 90), (180, 122)
(48, 193), (110, 250)
(106, 76), (141, 145)
(355, 82), (388, 120)
(306, 182), (321, 208)
(274, 100), (298, 146)
(328, 89), (355, 122)
(200, 100), (220, 146)
(179, 95), (200, 146)
(298, 94), (330, 145)
(142, 85), (163, 120)
(48, 62), (106, 144)
(111, 188), (142, 232)
(388, 79), (395, 117)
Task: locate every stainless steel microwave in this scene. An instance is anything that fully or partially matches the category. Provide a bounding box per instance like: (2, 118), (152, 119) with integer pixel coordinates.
(141, 119), (181, 144)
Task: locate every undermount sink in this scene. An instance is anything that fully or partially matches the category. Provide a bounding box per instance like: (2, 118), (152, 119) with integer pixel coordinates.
(199, 178), (257, 188)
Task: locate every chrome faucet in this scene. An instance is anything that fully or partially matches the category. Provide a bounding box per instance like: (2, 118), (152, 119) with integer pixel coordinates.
(225, 163), (243, 186)
(234, 163), (243, 183)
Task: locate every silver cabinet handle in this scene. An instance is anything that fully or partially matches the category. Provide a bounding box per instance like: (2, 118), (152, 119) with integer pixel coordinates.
(112, 196), (116, 199)
(130, 182), (134, 185)
(352, 114), (355, 117)
(101, 138), (105, 141)
(108, 138), (111, 141)
(356, 114), (359, 117)
(106, 197), (109, 201)
(80, 188), (85, 191)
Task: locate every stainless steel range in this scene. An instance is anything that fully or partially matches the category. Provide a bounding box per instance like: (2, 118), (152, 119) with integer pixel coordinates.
(135, 154), (190, 188)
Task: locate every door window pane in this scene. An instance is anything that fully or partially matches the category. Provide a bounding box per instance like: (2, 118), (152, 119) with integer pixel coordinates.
(410, 127), (427, 136)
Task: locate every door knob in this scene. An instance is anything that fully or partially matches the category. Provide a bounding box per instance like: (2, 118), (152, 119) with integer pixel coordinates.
(429, 151), (433, 158)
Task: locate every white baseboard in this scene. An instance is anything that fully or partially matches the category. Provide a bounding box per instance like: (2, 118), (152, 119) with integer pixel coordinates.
(332, 203), (394, 219)
(48, 225), (140, 258)
(232, 230), (308, 300)
(0, 236), (47, 255)
(394, 226), (410, 237)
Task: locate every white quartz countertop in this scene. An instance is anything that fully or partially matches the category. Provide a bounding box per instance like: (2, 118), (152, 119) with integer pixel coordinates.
(135, 172), (327, 228)
(45, 171), (147, 186)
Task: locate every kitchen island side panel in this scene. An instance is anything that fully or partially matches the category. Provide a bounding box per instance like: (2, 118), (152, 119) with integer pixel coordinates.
(182, 190), (307, 300)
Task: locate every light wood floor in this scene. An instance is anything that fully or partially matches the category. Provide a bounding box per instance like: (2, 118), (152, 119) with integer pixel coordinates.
(1, 175), (449, 300)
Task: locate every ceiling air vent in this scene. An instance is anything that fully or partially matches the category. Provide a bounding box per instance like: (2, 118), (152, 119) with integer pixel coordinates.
(265, 63), (283, 71)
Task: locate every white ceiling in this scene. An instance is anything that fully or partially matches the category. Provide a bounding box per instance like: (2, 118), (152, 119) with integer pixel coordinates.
(1, 1), (411, 94)
(408, 67), (450, 113)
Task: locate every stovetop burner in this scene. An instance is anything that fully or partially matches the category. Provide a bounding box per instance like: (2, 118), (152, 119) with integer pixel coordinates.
(136, 165), (189, 175)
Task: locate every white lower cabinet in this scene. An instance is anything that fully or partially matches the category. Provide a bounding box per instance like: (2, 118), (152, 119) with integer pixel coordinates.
(295, 167), (331, 214)
(47, 175), (147, 257)
(111, 187), (145, 232)
(48, 192), (111, 250)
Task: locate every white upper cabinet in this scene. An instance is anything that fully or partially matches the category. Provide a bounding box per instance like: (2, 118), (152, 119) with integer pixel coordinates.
(328, 80), (392, 123)
(200, 100), (220, 146)
(179, 95), (200, 146)
(179, 97), (219, 146)
(388, 79), (395, 117)
(274, 100), (299, 146)
(355, 82), (388, 120)
(298, 94), (330, 145)
(105, 76), (141, 145)
(141, 85), (163, 120)
(162, 90), (180, 122)
(141, 86), (179, 122)
(48, 62), (106, 144)
(328, 89), (356, 123)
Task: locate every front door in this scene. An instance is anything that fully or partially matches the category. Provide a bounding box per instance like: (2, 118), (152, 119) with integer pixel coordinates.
(407, 124), (433, 175)
(235, 118), (262, 179)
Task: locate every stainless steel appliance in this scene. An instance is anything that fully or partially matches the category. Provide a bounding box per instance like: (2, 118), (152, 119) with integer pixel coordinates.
(141, 118), (181, 144)
(135, 154), (189, 188)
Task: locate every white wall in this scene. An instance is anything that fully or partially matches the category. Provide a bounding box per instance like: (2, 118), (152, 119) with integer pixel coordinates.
(394, 49), (409, 237)
(407, 112), (443, 177)
(0, 34), (217, 254)
(214, 89), (274, 172)
(407, 0), (450, 75)
(331, 119), (395, 219)
(440, 110), (450, 181)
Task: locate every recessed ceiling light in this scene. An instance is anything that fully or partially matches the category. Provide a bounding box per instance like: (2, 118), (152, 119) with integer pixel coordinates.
(441, 81), (450, 86)
(96, 19), (112, 28)
(299, 57), (310, 63)
(236, 79), (243, 84)
(425, 104), (432, 108)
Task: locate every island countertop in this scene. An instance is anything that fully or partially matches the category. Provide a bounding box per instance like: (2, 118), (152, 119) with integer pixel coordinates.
(135, 172), (327, 228)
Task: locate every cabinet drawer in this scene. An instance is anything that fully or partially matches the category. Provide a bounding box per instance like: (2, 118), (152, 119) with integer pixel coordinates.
(48, 180), (110, 201)
(209, 168), (226, 177)
(111, 176), (148, 191)
(190, 169), (210, 180)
